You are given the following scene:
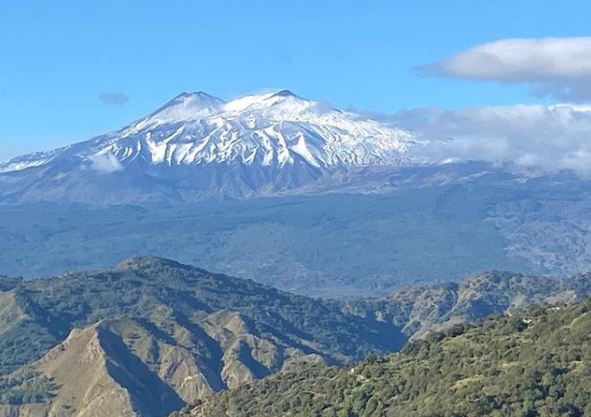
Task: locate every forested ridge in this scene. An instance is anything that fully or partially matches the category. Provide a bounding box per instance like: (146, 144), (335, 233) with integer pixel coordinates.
(181, 298), (591, 417)
(1, 258), (590, 417)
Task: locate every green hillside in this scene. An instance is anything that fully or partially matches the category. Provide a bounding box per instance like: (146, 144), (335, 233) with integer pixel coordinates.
(181, 298), (591, 417)
(0, 257), (404, 416)
(2, 258), (590, 417)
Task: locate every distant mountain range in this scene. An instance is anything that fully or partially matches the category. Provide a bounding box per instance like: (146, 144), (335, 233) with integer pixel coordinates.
(1, 257), (590, 417)
(0, 90), (423, 204)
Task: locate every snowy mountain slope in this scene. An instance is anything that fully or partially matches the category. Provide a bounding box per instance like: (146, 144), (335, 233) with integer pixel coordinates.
(0, 90), (423, 203)
(1, 90), (418, 172)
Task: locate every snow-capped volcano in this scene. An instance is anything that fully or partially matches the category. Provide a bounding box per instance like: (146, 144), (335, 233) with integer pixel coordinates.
(0, 90), (421, 203)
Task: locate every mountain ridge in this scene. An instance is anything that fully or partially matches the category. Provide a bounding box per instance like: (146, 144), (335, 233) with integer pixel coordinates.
(0, 256), (405, 416)
(345, 270), (591, 338)
(1, 258), (591, 416)
(0, 90), (420, 203)
(180, 296), (591, 417)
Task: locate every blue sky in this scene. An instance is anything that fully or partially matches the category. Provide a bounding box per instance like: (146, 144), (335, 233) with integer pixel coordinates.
(1, 0), (591, 159)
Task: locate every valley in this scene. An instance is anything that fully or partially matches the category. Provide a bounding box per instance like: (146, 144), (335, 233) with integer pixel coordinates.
(1, 172), (589, 298)
(0, 258), (590, 416)
(3, 3), (591, 416)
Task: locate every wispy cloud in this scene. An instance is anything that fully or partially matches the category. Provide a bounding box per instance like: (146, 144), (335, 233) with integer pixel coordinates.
(416, 37), (591, 101)
(99, 92), (129, 106)
(393, 104), (591, 175)
(274, 50), (294, 65)
(88, 152), (124, 173)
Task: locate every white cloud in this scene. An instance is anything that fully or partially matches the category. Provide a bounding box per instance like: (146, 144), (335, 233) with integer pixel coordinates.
(99, 92), (129, 106)
(392, 104), (591, 175)
(88, 152), (124, 173)
(417, 37), (591, 101)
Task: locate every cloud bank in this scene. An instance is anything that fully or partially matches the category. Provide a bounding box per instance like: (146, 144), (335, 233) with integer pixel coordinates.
(393, 104), (591, 175)
(417, 37), (591, 101)
(99, 92), (129, 106)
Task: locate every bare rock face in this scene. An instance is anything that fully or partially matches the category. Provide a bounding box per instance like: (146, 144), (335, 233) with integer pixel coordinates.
(35, 323), (182, 417)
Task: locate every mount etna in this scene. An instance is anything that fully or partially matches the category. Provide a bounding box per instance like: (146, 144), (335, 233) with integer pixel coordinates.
(1, 91), (591, 295)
